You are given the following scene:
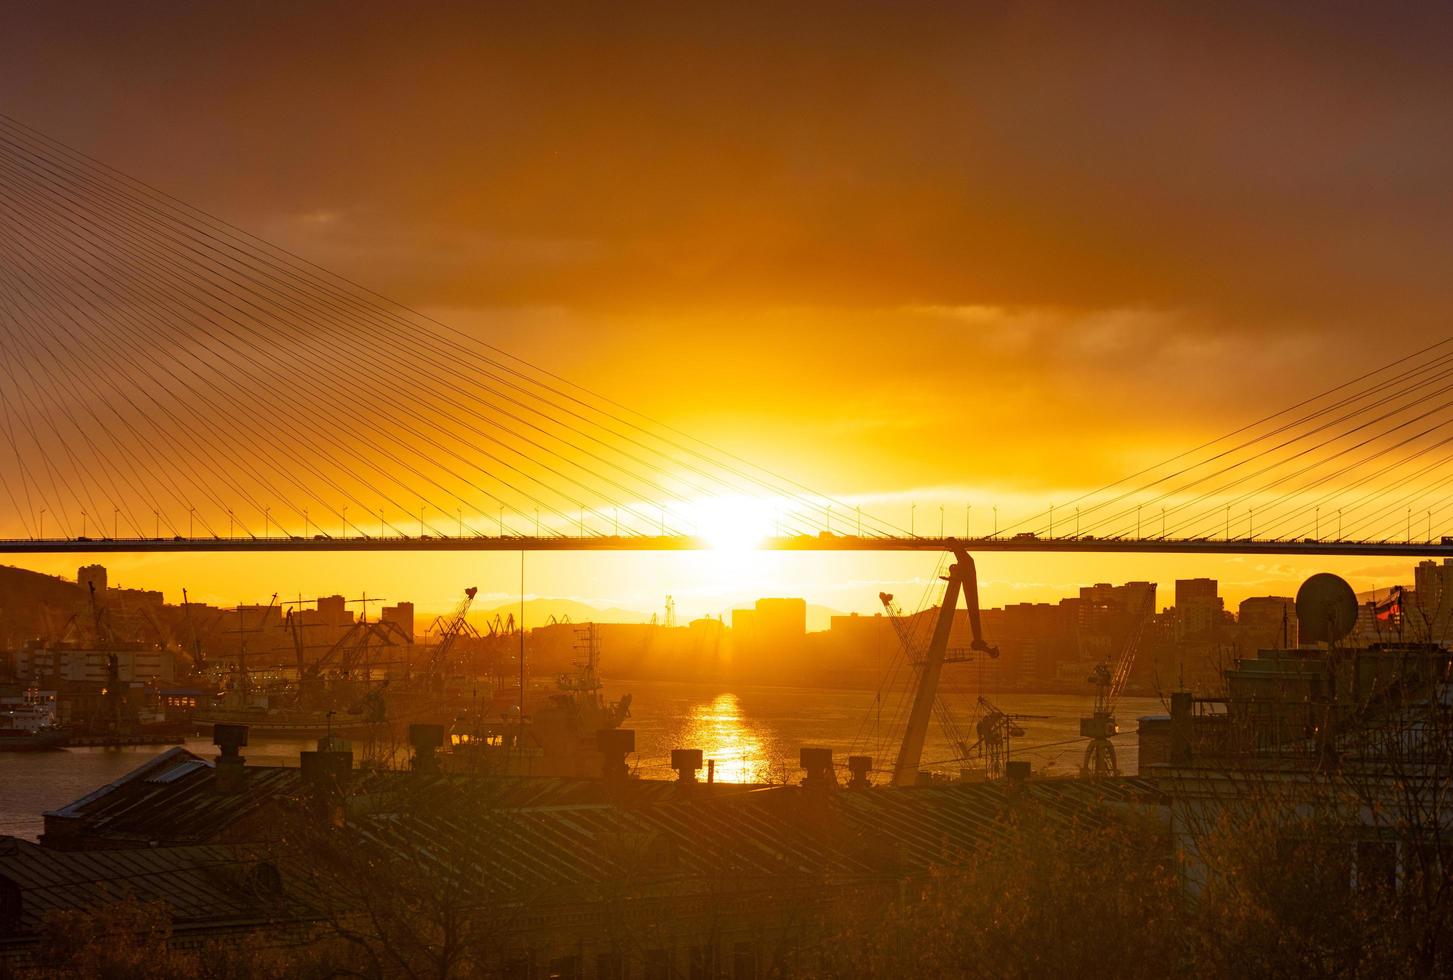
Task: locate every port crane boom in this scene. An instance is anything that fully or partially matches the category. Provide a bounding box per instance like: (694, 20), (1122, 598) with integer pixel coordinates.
(1080, 590), (1155, 777)
(422, 586), (478, 686)
(892, 546), (998, 786)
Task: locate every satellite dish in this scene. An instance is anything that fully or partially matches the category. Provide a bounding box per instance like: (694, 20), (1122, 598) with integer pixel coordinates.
(1295, 573), (1358, 645)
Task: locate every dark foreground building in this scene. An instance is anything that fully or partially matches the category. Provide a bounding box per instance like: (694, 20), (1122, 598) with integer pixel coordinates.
(4, 735), (1156, 977)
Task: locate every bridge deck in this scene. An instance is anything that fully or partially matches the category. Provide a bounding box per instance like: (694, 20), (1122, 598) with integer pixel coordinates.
(1, 535), (1450, 557)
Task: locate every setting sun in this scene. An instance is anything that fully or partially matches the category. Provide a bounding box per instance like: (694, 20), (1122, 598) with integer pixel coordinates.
(689, 496), (776, 551)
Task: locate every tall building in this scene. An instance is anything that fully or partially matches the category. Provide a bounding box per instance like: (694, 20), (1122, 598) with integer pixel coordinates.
(1175, 578), (1218, 607)
(732, 598), (807, 654)
(76, 564), (107, 593)
(754, 598), (807, 638)
(1174, 579), (1224, 638)
(314, 594), (353, 644)
(1074, 581), (1158, 672)
(1237, 596), (1297, 652)
(1410, 560), (1453, 643)
(382, 602), (415, 640)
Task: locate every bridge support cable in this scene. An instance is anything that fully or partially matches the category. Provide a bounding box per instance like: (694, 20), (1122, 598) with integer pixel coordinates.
(0, 113), (899, 543)
(987, 334), (1453, 546)
(0, 142), (663, 538)
(997, 338), (1453, 540)
(1152, 397), (1453, 541)
(1067, 366), (1453, 541)
(0, 146), (720, 538)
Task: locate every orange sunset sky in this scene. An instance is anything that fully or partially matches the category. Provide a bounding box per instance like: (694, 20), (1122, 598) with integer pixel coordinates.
(3, 3), (1453, 620)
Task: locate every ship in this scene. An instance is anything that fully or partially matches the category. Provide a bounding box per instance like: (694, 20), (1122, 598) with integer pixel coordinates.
(0, 687), (66, 751)
(445, 623), (632, 776)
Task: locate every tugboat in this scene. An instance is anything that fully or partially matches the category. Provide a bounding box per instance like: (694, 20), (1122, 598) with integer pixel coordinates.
(446, 623), (631, 776)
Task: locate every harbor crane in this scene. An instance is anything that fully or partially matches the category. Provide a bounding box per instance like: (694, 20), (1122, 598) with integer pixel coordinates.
(181, 588), (206, 672)
(972, 696), (1043, 779)
(879, 589), (980, 771)
(1080, 591), (1156, 777)
(890, 545), (999, 786)
(421, 586), (478, 687)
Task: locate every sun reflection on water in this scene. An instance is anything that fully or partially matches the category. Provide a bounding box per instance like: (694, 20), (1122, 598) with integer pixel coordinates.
(682, 693), (771, 783)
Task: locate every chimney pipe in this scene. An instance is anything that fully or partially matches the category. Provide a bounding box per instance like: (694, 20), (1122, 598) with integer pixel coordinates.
(800, 747), (836, 793)
(212, 724), (248, 795)
(300, 734), (353, 827)
(596, 729), (635, 782)
(1170, 691), (1193, 765)
(671, 748), (703, 785)
(408, 723), (445, 774)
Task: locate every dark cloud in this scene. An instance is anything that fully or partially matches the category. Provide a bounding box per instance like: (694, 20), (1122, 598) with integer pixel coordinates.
(5, 2), (1453, 325)
(4, 2), (1453, 504)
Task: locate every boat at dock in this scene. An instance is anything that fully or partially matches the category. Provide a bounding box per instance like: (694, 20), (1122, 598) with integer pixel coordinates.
(445, 623), (631, 776)
(0, 688), (66, 751)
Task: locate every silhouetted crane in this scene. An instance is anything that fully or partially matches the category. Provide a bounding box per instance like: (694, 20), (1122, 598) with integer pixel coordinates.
(887, 546), (999, 786)
(1080, 591), (1155, 777)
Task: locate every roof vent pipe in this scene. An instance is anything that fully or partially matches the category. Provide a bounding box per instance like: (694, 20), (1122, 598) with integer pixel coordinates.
(408, 724), (445, 774)
(800, 747), (837, 794)
(671, 748), (703, 785)
(212, 724), (248, 795)
(597, 729), (635, 782)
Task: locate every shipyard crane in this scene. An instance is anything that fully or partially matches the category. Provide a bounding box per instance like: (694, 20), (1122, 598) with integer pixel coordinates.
(283, 607), (309, 678)
(304, 618), (412, 685)
(86, 580), (114, 647)
(227, 594), (279, 699)
(879, 590), (978, 768)
(421, 587), (478, 686)
(181, 588), (206, 672)
(891, 546), (999, 786)
(39, 603), (81, 646)
(1080, 590), (1156, 777)
(971, 696), (1042, 779)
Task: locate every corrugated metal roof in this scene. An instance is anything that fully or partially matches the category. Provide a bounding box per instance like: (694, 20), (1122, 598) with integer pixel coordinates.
(145, 760), (209, 785)
(40, 750), (1163, 909)
(0, 836), (309, 939)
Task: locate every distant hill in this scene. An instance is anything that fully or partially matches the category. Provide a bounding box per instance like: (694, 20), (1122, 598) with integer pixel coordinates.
(470, 597), (852, 632)
(0, 564), (85, 644)
(471, 597), (650, 628)
(806, 603), (850, 632)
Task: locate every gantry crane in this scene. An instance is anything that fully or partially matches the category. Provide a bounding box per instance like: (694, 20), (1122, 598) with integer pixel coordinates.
(1080, 590), (1155, 777)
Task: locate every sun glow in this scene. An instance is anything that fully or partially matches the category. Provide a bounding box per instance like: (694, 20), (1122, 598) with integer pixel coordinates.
(683, 693), (769, 783)
(690, 496), (775, 551)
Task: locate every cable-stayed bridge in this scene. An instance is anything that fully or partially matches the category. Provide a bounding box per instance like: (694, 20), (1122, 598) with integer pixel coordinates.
(3, 112), (1453, 558)
(2, 535), (1453, 557)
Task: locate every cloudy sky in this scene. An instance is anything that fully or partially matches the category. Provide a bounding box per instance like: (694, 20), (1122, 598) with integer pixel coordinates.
(2, 2), (1450, 617)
